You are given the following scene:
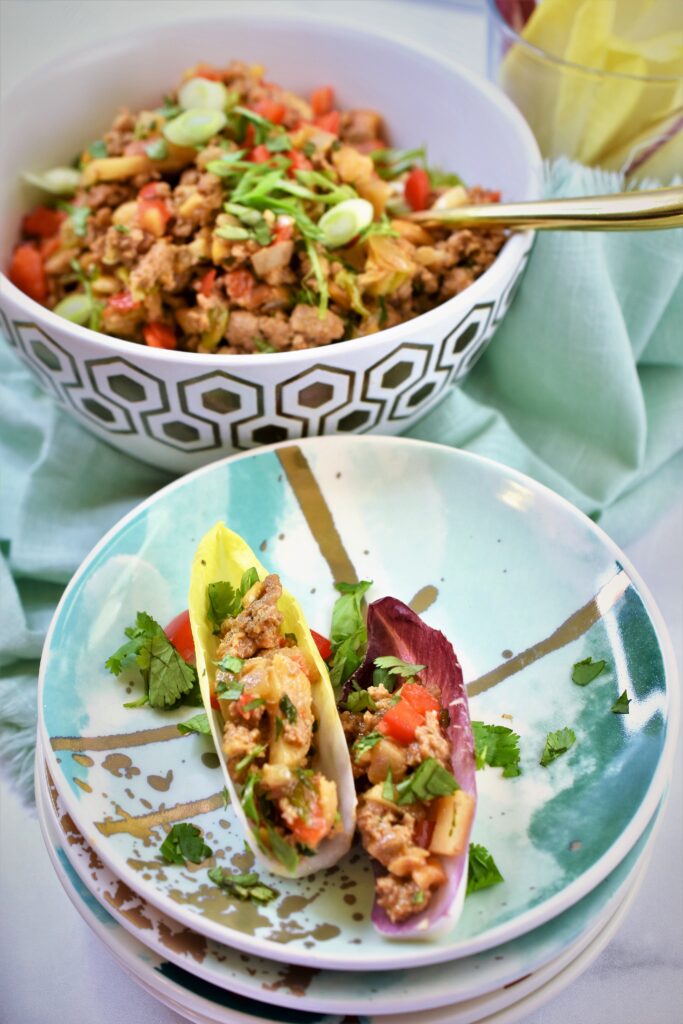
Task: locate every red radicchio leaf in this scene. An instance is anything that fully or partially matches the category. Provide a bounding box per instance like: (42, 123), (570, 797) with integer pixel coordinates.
(352, 596), (477, 936)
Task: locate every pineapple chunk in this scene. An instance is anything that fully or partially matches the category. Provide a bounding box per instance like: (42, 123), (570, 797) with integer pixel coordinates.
(429, 790), (475, 857)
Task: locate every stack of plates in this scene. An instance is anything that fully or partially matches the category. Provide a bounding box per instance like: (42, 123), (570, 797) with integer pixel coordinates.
(37, 437), (678, 1024)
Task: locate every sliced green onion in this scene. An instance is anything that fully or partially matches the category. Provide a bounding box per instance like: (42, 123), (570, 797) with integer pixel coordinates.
(163, 108), (227, 147)
(24, 167), (82, 196)
(215, 224), (251, 241)
(53, 292), (93, 325)
(178, 77), (230, 112)
(319, 198), (374, 249)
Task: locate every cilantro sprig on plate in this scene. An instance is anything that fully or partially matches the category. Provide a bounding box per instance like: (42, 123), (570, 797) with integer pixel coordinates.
(159, 823), (212, 865)
(472, 721), (522, 778)
(106, 611), (199, 710)
(539, 727), (576, 767)
(467, 843), (504, 895)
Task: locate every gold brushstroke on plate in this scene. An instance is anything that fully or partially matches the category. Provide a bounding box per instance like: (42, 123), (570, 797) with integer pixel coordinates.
(277, 446), (358, 585)
(467, 570), (630, 697)
(50, 723), (186, 752)
(409, 584), (439, 615)
(262, 963), (321, 997)
(95, 792), (224, 844)
(72, 753), (94, 767)
(103, 880), (154, 931)
(157, 921), (208, 963)
(147, 770), (174, 792)
(73, 777), (92, 794)
(102, 752), (140, 778)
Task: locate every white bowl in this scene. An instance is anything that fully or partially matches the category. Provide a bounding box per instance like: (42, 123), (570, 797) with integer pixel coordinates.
(0, 15), (541, 473)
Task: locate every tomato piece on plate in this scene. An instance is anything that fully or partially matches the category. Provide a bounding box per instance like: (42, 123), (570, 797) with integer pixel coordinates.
(105, 290), (139, 315)
(310, 629), (332, 662)
(405, 167), (431, 212)
(164, 610), (196, 664)
(289, 799), (330, 848)
(251, 99), (286, 124)
(22, 206), (65, 239)
(144, 322), (177, 349)
(401, 682), (440, 716)
(378, 699), (425, 745)
(249, 144), (273, 164)
(286, 149), (312, 177)
(8, 243), (47, 302)
(313, 110), (340, 135)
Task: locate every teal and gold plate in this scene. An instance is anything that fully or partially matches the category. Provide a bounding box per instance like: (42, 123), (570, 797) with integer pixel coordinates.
(38, 437), (678, 970)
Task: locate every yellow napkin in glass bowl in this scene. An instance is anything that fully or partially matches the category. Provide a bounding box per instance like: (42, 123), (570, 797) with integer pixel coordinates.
(501, 0), (683, 178)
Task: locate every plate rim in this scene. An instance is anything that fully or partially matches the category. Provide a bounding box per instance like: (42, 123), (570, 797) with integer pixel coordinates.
(37, 434), (681, 970)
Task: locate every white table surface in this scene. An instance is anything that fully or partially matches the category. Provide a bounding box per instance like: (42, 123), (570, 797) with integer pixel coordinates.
(1, 2), (681, 1023)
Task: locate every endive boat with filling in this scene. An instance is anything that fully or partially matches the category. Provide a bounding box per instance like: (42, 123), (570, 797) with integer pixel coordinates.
(188, 522), (356, 876)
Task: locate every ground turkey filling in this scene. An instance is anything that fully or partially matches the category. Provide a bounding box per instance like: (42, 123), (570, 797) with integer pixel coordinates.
(10, 59), (505, 353)
(342, 680), (474, 924)
(215, 574), (338, 859)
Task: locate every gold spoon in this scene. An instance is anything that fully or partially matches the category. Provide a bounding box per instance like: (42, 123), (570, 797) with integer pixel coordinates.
(408, 186), (683, 231)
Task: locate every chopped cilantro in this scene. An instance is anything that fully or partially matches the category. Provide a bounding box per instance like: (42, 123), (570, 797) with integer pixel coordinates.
(329, 579), (373, 695)
(371, 146), (426, 180)
(177, 712), (211, 735)
(344, 685), (377, 713)
(114, 223), (130, 234)
(106, 611), (197, 710)
(382, 766), (397, 801)
(159, 823), (212, 865)
(207, 568), (259, 627)
(265, 133), (291, 153)
(467, 843), (504, 895)
(221, 786), (230, 810)
(571, 656), (607, 686)
(472, 721), (521, 778)
(88, 140), (108, 159)
(145, 137), (168, 160)
(395, 758), (458, 805)
(243, 697), (265, 712)
(59, 202), (90, 237)
(412, 888), (426, 905)
(158, 96), (182, 120)
(216, 678), (243, 701)
(241, 771), (261, 825)
(372, 655), (425, 693)
(539, 727), (576, 767)
(236, 743), (267, 773)
(217, 654), (244, 674)
(266, 823), (299, 871)
(274, 716), (284, 739)
(611, 690), (631, 714)
(279, 694), (298, 723)
(427, 167), (464, 189)
(207, 866), (278, 904)
(253, 336), (276, 353)
(353, 731), (382, 761)
(123, 693), (149, 709)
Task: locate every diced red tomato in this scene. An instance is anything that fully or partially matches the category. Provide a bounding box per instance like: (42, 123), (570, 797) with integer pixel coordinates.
(236, 691), (264, 720)
(251, 99), (286, 124)
(105, 290), (139, 315)
(226, 268), (255, 303)
(274, 219), (294, 243)
(8, 243), (47, 302)
(22, 206), (65, 239)
(405, 167), (431, 212)
(289, 800), (330, 848)
(244, 123), (256, 148)
(414, 818), (435, 849)
(313, 110), (340, 136)
(401, 682), (440, 717)
(210, 692), (221, 711)
(164, 610), (195, 664)
(143, 322), (177, 349)
(138, 182), (163, 200)
(137, 183), (171, 236)
(199, 268), (216, 297)
(249, 144), (273, 164)
(378, 699), (425, 745)
(286, 149), (312, 178)
(311, 86), (334, 117)
(310, 630), (332, 662)
(40, 237), (61, 261)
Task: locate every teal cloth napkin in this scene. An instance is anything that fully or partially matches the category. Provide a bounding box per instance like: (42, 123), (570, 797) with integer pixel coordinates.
(1, 159), (682, 801)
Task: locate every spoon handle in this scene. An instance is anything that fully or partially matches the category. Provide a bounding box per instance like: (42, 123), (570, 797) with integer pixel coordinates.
(409, 186), (683, 231)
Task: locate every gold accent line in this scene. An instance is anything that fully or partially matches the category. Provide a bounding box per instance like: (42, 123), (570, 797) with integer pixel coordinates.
(95, 793), (224, 841)
(50, 724), (185, 753)
(467, 571), (631, 697)
(277, 446), (358, 585)
(409, 585), (439, 615)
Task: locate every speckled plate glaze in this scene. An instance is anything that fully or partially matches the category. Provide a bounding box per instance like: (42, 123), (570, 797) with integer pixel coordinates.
(35, 745), (651, 1024)
(38, 437), (678, 970)
(37, 738), (663, 1017)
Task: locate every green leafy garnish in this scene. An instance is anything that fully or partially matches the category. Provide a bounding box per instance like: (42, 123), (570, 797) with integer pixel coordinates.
(274, 716), (283, 739)
(279, 694), (298, 723)
(216, 679), (243, 701)
(242, 697), (265, 712)
(571, 656), (607, 686)
(427, 167), (464, 189)
(372, 655), (425, 693)
(611, 690), (631, 714)
(159, 823), (212, 865)
(371, 146), (426, 180)
(145, 137), (168, 160)
(235, 743), (267, 773)
(177, 712), (211, 735)
(207, 866), (278, 904)
(344, 685), (377, 713)
(539, 727), (576, 767)
(207, 568), (259, 627)
(467, 843), (504, 895)
(472, 721), (521, 778)
(88, 140), (108, 159)
(329, 579), (373, 695)
(217, 654), (245, 674)
(265, 134), (291, 153)
(59, 201), (90, 237)
(253, 336), (276, 353)
(114, 223), (130, 234)
(383, 766), (397, 801)
(352, 731), (383, 761)
(221, 786), (230, 810)
(106, 611), (197, 710)
(123, 693), (149, 709)
(412, 888), (426, 905)
(241, 771), (261, 824)
(395, 758), (458, 805)
(266, 823), (299, 871)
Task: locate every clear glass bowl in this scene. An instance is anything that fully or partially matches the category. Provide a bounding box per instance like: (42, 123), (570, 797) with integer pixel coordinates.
(485, 0), (683, 181)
